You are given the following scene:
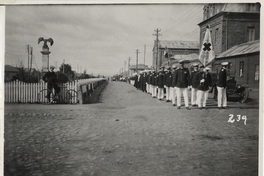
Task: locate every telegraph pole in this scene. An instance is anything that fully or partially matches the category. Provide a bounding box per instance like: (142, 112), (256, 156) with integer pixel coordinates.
(144, 44), (146, 70)
(124, 61), (127, 76)
(152, 28), (162, 71)
(63, 59), (65, 73)
(128, 57), (131, 75)
(135, 49), (140, 74)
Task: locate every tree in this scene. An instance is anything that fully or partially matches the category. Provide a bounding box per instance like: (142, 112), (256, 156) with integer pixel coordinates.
(59, 63), (75, 81)
(56, 72), (69, 83)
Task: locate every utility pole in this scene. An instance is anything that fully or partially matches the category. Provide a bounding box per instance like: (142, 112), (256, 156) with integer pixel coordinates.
(124, 61), (127, 76)
(135, 49), (140, 74)
(30, 46), (33, 73)
(144, 44), (146, 70)
(128, 57), (131, 76)
(27, 44), (30, 77)
(63, 59), (65, 73)
(152, 28), (162, 71)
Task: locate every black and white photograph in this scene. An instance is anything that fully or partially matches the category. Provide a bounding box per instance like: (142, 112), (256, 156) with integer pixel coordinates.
(1, 1), (262, 176)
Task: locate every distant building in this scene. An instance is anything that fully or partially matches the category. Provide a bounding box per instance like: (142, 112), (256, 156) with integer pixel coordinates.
(129, 64), (151, 75)
(5, 65), (19, 82)
(170, 53), (202, 71)
(152, 40), (199, 71)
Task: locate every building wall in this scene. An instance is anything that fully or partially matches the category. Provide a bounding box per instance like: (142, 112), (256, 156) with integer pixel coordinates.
(225, 13), (260, 50)
(199, 12), (260, 57)
(212, 53), (259, 88)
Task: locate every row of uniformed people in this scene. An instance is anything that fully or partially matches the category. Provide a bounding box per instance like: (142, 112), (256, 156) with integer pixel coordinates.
(130, 60), (228, 110)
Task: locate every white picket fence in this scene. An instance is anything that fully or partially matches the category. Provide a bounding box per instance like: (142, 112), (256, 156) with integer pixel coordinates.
(4, 79), (90, 104)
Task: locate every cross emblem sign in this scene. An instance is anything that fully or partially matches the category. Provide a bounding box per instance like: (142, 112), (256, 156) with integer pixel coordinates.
(203, 42), (211, 51)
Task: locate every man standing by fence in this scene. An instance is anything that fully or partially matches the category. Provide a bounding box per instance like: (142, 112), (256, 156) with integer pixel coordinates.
(42, 65), (60, 102)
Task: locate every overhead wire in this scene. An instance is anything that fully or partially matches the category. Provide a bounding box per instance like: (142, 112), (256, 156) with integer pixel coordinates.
(162, 5), (204, 34)
(162, 4), (200, 32)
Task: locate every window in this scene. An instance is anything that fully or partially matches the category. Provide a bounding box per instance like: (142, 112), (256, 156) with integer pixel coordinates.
(215, 28), (219, 43)
(254, 64), (259, 81)
(239, 61), (244, 77)
(247, 27), (255, 41)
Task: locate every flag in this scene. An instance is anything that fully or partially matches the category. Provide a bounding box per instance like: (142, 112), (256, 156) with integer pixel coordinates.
(164, 47), (169, 58)
(198, 26), (215, 66)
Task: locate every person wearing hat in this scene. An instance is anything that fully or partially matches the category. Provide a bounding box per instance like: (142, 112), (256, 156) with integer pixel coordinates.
(145, 70), (150, 94)
(189, 63), (199, 107)
(217, 62), (228, 109)
(134, 73), (139, 89)
(196, 65), (212, 110)
(157, 69), (165, 100)
(42, 65), (60, 102)
(150, 71), (157, 98)
(171, 65), (178, 106)
(175, 60), (191, 110)
(149, 70), (154, 95)
(164, 67), (172, 102)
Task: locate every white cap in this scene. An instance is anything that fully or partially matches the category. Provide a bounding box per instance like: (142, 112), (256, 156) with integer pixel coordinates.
(205, 67), (210, 70)
(178, 59), (184, 63)
(221, 62), (228, 66)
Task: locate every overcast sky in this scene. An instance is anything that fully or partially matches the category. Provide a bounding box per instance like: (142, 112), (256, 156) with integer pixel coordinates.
(5, 4), (204, 76)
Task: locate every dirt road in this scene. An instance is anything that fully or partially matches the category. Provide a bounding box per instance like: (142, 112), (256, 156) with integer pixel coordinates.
(4, 81), (259, 176)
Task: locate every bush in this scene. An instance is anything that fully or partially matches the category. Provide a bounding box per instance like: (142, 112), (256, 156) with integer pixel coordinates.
(57, 72), (69, 83)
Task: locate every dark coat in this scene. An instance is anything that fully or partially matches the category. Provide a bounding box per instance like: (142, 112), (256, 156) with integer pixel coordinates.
(157, 73), (164, 88)
(189, 70), (199, 88)
(217, 68), (227, 88)
(153, 75), (158, 86)
(164, 72), (172, 87)
(171, 71), (177, 87)
(148, 73), (152, 84)
(42, 71), (58, 84)
(134, 75), (138, 88)
(175, 68), (190, 88)
(196, 72), (212, 91)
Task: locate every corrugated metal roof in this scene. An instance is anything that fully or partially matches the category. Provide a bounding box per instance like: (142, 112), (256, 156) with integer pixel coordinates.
(159, 40), (199, 49)
(216, 40), (259, 58)
(5, 65), (19, 72)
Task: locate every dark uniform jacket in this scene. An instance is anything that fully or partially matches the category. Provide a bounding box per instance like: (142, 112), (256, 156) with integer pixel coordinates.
(175, 67), (190, 88)
(152, 74), (158, 86)
(134, 75), (138, 88)
(164, 72), (172, 87)
(189, 70), (199, 88)
(157, 73), (164, 88)
(145, 74), (149, 84)
(149, 74), (153, 86)
(42, 71), (58, 84)
(217, 68), (227, 88)
(171, 71), (177, 87)
(148, 73), (151, 85)
(196, 72), (212, 91)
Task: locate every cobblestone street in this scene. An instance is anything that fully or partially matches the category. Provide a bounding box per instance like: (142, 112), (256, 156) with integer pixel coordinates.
(4, 81), (259, 176)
